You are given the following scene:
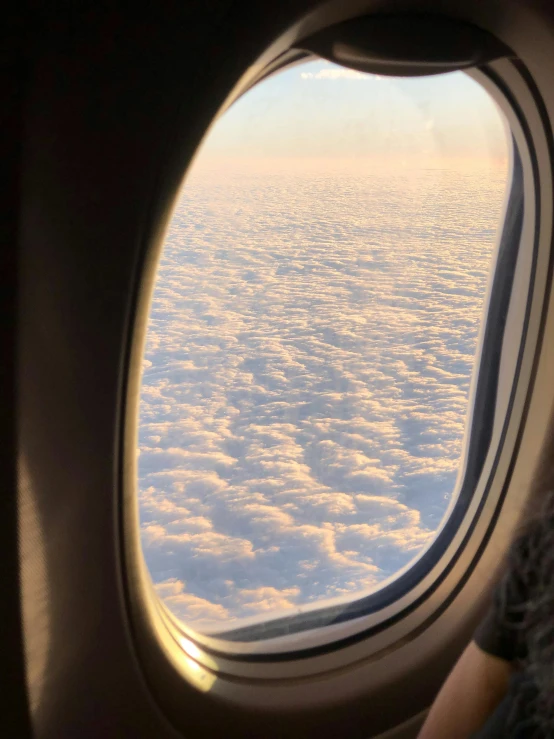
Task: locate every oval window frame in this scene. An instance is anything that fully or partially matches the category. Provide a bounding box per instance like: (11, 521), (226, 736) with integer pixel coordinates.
(122, 26), (553, 693)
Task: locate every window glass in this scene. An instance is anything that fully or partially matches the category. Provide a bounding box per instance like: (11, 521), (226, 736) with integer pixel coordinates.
(138, 61), (510, 634)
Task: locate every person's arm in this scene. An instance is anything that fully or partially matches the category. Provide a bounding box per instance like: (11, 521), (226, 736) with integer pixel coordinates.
(417, 641), (512, 739)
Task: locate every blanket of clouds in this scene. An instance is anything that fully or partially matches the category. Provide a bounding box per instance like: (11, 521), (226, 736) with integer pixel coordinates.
(138, 164), (507, 633)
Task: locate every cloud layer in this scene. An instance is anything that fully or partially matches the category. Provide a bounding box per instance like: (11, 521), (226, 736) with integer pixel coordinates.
(138, 165), (507, 632)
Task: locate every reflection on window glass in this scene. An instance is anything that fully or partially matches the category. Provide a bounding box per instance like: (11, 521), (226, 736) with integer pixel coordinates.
(138, 60), (510, 634)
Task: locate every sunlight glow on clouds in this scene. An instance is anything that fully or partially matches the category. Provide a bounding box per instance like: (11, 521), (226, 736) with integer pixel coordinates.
(138, 61), (510, 633)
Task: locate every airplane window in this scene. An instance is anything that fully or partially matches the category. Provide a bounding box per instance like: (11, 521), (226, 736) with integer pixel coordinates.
(137, 60), (510, 636)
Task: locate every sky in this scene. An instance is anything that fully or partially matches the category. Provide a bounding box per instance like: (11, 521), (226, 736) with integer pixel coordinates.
(138, 61), (510, 633)
(196, 60), (508, 170)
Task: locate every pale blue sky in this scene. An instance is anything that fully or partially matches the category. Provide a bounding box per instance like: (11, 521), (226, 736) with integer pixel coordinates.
(197, 60), (508, 169)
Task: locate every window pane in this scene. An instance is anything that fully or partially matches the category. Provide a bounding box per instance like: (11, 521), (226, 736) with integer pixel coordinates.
(138, 61), (510, 635)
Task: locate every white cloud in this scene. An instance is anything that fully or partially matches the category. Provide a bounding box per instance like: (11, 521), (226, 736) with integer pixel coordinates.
(155, 579), (229, 625)
(301, 68), (376, 81)
(137, 163), (506, 629)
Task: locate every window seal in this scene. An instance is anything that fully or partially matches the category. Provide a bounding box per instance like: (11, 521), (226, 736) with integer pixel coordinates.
(152, 64), (533, 663)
